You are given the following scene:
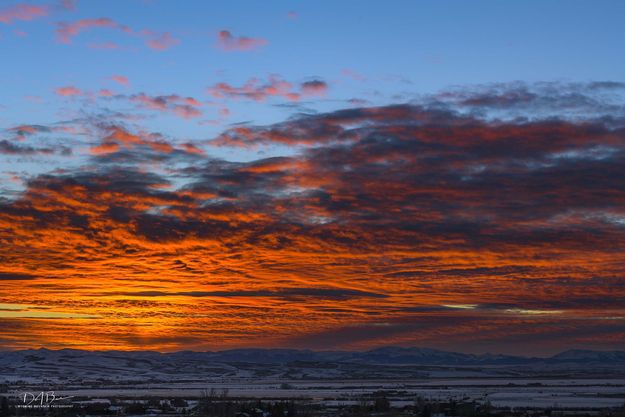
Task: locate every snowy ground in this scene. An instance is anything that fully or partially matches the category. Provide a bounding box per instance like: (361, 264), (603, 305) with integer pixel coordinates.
(3, 378), (625, 409)
(3, 348), (625, 409)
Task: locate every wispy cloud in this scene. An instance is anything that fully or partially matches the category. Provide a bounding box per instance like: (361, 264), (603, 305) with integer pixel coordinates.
(56, 17), (127, 43)
(0, 3), (47, 24)
(207, 75), (329, 102)
(54, 85), (83, 96)
(56, 17), (180, 50)
(300, 79), (328, 96)
(110, 74), (129, 86)
(143, 30), (179, 50)
(215, 29), (267, 51)
(129, 93), (202, 119)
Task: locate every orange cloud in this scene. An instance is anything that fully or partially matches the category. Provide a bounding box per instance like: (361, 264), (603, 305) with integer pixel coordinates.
(56, 18), (127, 43)
(110, 75), (129, 86)
(2, 84), (625, 352)
(54, 85), (82, 96)
(207, 75), (328, 102)
(143, 31), (179, 50)
(216, 30), (268, 52)
(300, 79), (328, 96)
(7, 124), (40, 140)
(0, 3), (47, 24)
(89, 141), (120, 155)
(130, 93), (203, 119)
(87, 125), (202, 157)
(180, 142), (205, 155)
(56, 17), (179, 51)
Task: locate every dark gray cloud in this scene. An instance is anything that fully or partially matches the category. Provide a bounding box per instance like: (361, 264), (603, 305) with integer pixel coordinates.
(0, 272), (38, 280)
(108, 287), (388, 300)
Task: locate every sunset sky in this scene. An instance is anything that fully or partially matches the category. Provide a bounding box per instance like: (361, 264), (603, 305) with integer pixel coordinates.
(1, 0), (625, 356)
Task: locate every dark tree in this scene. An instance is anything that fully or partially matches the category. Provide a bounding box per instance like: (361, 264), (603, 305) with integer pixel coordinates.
(0, 397), (9, 417)
(374, 395), (390, 412)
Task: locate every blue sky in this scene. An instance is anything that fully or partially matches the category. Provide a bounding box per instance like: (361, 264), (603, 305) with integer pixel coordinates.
(2, 1), (624, 141)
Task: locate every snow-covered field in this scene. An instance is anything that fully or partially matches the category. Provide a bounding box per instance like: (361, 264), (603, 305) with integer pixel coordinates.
(3, 348), (625, 409)
(3, 378), (625, 409)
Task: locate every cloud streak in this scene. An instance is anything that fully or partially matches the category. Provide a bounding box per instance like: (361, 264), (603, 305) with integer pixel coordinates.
(207, 75), (329, 102)
(129, 93), (203, 119)
(56, 17), (180, 50)
(215, 30), (267, 51)
(0, 3), (47, 24)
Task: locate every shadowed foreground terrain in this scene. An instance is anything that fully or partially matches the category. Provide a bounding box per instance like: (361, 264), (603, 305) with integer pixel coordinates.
(1, 347), (625, 415)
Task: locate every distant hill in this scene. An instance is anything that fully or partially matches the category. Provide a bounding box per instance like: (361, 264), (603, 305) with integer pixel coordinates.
(2, 346), (625, 382)
(550, 349), (625, 363)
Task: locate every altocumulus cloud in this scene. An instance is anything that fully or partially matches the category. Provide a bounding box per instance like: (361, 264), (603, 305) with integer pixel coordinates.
(1, 82), (625, 352)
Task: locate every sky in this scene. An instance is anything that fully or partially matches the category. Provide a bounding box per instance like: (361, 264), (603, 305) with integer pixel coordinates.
(1, 0), (625, 356)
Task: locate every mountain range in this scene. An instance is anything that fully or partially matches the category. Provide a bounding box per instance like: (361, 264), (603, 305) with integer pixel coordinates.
(2, 346), (625, 382)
